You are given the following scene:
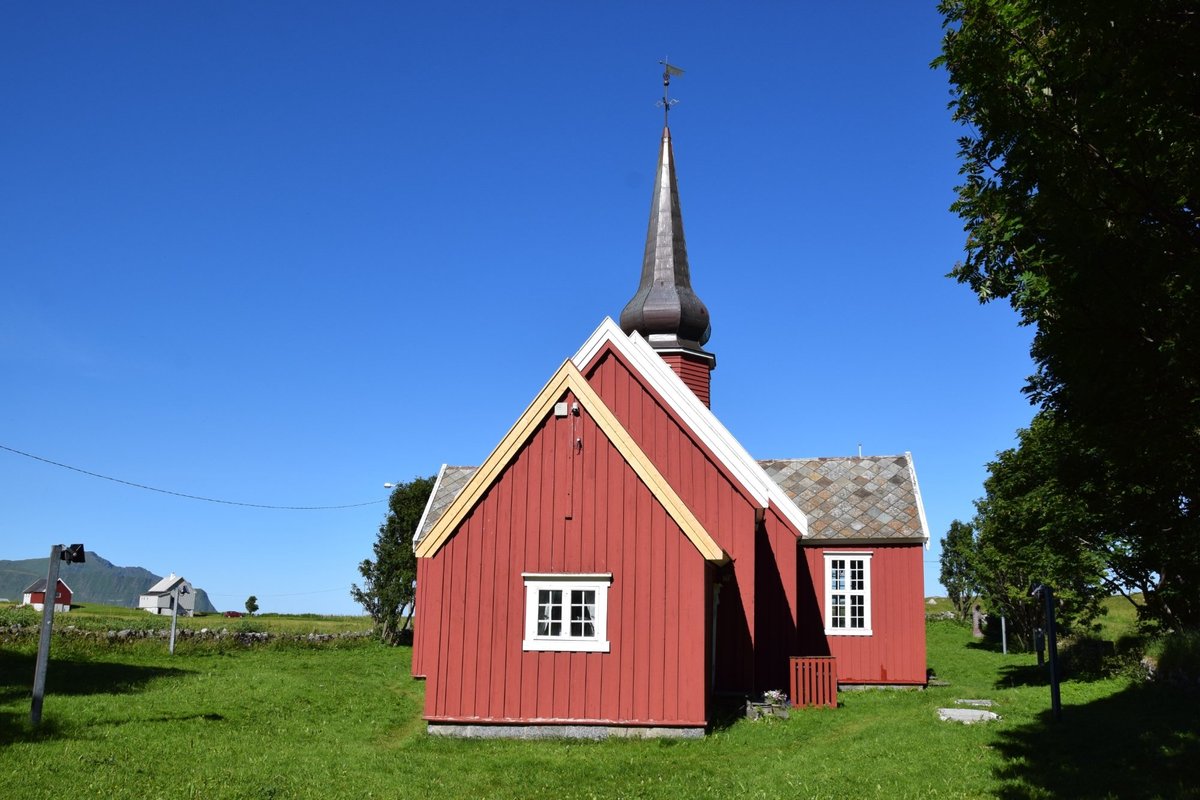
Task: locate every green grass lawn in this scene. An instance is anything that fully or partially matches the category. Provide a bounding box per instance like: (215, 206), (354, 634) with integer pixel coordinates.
(1093, 593), (1144, 643)
(1, 618), (1196, 799)
(25, 603), (377, 635)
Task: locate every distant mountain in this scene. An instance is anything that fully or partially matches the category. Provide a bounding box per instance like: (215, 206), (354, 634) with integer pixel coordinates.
(0, 551), (218, 613)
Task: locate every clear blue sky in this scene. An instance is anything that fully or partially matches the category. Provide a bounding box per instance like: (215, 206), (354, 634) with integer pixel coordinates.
(1, 3), (1035, 614)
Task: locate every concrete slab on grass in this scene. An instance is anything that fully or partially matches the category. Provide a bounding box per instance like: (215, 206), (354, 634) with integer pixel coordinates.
(938, 708), (1001, 724)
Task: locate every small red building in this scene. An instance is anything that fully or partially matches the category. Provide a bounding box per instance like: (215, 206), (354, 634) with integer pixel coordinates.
(22, 578), (73, 613)
(411, 122), (929, 737)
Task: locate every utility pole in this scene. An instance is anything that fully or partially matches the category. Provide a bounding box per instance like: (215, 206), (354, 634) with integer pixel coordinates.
(31, 543), (85, 725)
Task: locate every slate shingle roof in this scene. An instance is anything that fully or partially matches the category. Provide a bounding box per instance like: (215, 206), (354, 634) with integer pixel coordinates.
(758, 455), (927, 541)
(415, 466), (478, 544)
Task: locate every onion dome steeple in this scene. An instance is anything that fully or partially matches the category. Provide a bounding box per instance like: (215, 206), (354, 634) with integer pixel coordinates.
(619, 63), (716, 405)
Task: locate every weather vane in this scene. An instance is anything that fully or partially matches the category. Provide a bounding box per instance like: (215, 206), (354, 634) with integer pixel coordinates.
(657, 59), (684, 125)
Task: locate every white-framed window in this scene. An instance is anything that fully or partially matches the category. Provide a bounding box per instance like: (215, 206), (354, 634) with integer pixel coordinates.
(522, 573), (612, 652)
(824, 551), (872, 636)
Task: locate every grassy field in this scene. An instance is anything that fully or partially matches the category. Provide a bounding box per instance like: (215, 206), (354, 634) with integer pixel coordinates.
(1, 612), (1196, 799)
(10, 603), (377, 635)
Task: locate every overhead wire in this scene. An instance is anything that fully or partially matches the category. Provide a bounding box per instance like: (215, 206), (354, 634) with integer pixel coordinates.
(205, 587), (348, 598)
(0, 443), (386, 510)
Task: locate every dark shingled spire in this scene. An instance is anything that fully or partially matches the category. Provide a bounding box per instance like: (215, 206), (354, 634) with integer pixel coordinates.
(619, 126), (713, 361)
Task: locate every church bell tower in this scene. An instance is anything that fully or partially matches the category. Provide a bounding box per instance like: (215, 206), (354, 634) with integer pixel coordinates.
(619, 63), (715, 406)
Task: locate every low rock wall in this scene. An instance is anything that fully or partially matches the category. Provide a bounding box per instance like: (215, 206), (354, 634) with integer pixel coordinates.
(1, 623), (374, 645)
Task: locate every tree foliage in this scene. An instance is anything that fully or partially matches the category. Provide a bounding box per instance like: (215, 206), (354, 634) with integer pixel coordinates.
(937, 1), (1200, 627)
(969, 411), (1110, 646)
(244, 595), (258, 615)
(351, 475), (435, 645)
(940, 520), (979, 620)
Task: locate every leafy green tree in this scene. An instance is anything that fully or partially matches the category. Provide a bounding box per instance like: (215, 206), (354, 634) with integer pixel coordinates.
(970, 411), (1110, 646)
(351, 475), (435, 644)
(940, 520), (979, 621)
(245, 595), (258, 615)
(936, 1), (1200, 627)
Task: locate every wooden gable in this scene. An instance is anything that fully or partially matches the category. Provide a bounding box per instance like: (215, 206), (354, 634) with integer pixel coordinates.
(415, 360), (727, 565)
(416, 361), (723, 726)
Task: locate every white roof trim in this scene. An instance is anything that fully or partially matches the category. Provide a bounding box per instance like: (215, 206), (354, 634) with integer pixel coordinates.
(412, 463), (449, 549)
(904, 451), (933, 548)
(571, 317), (809, 537)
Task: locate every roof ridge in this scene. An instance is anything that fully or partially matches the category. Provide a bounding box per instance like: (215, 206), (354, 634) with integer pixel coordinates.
(758, 454), (910, 462)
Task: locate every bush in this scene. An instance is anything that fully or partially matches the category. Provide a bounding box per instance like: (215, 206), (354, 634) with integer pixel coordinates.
(1058, 635), (1117, 678)
(1153, 630), (1200, 689)
(0, 605), (40, 627)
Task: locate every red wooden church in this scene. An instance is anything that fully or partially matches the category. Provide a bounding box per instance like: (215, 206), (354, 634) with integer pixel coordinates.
(410, 120), (930, 738)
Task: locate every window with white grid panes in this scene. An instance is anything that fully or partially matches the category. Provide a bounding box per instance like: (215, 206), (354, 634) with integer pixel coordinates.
(522, 574), (612, 652)
(824, 552), (872, 636)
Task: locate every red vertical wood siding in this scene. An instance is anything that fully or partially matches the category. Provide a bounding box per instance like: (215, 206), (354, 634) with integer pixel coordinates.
(799, 544), (927, 684)
(658, 353), (712, 407)
(421, 396), (711, 726)
(582, 347), (804, 694)
(412, 558), (430, 676)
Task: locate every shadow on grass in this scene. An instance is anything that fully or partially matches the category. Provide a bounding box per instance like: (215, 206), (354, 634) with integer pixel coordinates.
(995, 662), (1053, 688)
(992, 682), (1200, 799)
(709, 695), (747, 732)
(994, 645), (1134, 689)
(0, 649), (192, 742)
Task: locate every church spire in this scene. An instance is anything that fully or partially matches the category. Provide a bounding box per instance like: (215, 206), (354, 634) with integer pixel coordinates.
(619, 64), (715, 405)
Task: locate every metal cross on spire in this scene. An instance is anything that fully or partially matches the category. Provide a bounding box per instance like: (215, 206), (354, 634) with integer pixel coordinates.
(657, 59), (684, 125)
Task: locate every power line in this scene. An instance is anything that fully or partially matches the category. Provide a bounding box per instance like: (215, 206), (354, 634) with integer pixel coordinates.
(206, 587), (349, 598)
(0, 443), (386, 510)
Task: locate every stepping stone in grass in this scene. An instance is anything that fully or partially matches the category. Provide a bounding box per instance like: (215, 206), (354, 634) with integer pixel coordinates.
(955, 699), (995, 707)
(938, 708), (1001, 724)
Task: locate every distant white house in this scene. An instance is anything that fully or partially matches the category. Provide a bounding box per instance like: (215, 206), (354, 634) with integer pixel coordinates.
(22, 578), (73, 612)
(138, 573), (195, 616)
